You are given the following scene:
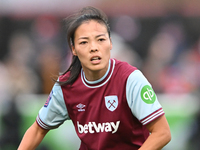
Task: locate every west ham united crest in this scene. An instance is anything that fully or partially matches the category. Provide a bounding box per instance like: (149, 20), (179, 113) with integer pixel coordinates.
(105, 95), (118, 111)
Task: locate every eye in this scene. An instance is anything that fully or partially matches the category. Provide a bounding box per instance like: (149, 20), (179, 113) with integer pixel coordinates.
(98, 38), (106, 42)
(80, 41), (87, 45)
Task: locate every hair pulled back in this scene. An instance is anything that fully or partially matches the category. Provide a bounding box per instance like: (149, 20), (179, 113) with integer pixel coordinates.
(59, 6), (110, 85)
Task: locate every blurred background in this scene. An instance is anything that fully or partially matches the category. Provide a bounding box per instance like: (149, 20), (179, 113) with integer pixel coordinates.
(0, 0), (200, 149)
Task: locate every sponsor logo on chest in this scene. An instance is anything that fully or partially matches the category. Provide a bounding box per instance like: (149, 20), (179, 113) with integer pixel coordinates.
(77, 121), (120, 134)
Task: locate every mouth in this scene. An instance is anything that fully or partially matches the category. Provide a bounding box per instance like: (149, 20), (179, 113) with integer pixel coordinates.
(91, 56), (101, 61)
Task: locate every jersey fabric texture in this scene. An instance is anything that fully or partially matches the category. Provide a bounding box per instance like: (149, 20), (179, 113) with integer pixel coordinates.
(36, 59), (165, 150)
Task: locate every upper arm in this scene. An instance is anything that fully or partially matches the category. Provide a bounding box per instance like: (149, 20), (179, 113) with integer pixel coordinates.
(33, 121), (49, 135)
(138, 115), (171, 150)
(145, 115), (170, 135)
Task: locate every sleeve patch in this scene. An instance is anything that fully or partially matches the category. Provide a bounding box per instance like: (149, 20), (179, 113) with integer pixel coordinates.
(44, 90), (53, 107)
(141, 85), (156, 104)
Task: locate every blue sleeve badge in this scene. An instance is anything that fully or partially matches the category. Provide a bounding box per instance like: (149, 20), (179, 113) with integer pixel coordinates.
(44, 90), (53, 107)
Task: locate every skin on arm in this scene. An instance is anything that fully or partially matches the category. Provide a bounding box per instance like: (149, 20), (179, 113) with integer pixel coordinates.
(18, 121), (49, 150)
(139, 115), (171, 150)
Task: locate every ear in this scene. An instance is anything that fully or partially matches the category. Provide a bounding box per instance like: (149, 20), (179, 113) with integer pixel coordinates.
(72, 45), (77, 56)
(110, 38), (113, 50)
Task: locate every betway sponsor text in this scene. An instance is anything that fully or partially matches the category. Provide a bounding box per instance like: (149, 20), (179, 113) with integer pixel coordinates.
(77, 121), (120, 134)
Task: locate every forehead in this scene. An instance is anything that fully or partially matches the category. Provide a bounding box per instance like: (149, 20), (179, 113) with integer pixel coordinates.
(75, 20), (108, 37)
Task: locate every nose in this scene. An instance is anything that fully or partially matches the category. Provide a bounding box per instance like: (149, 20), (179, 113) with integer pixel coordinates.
(90, 42), (98, 53)
(90, 49), (98, 52)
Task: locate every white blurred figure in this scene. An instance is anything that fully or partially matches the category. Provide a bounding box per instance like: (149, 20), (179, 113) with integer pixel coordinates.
(110, 32), (142, 67)
(4, 32), (39, 95)
(110, 15), (142, 68)
(0, 62), (12, 103)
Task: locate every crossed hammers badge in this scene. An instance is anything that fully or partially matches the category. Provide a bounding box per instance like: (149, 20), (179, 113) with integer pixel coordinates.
(105, 95), (118, 111)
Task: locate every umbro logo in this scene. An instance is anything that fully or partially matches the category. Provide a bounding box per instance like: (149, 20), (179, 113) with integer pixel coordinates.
(76, 103), (85, 111)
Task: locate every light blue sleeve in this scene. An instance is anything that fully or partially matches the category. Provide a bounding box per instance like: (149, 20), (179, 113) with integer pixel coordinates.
(126, 70), (164, 125)
(36, 83), (70, 129)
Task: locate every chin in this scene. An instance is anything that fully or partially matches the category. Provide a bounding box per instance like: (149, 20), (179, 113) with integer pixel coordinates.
(91, 64), (106, 72)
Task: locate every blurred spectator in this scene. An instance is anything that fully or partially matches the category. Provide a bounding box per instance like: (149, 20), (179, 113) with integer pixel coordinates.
(142, 20), (188, 93)
(0, 62), (12, 103)
(111, 15), (141, 43)
(0, 17), (14, 60)
(159, 35), (200, 94)
(0, 99), (21, 150)
(0, 31), (40, 149)
(142, 32), (177, 93)
(30, 15), (68, 94)
(31, 15), (61, 44)
(37, 43), (62, 94)
(110, 16), (142, 67)
(3, 32), (39, 95)
(110, 32), (142, 68)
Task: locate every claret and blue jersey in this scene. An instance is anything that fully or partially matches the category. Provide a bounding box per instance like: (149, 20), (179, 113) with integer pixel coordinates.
(36, 59), (165, 150)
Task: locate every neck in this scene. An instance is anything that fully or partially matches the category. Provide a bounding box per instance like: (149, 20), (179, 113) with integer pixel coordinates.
(83, 60), (110, 81)
(85, 71), (105, 81)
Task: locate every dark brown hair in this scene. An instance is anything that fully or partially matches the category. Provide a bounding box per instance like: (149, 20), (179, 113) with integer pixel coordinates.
(58, 6), (111, 85)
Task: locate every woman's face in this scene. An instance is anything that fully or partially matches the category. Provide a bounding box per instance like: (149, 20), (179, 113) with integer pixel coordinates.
(72, 20), (112, 81)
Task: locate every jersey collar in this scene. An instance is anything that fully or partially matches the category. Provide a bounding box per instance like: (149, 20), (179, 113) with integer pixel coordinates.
(81, 59), (115, 88)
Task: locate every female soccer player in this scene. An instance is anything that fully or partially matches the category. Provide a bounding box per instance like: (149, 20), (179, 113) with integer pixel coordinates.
(18, 6), (171, 150)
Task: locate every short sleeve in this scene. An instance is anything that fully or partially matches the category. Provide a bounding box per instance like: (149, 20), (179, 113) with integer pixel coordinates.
(36, 83), (70, 130)
(126, 70), (165, 125)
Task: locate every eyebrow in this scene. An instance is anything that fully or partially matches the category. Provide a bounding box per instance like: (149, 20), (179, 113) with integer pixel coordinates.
(78, 34), (106, 40)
